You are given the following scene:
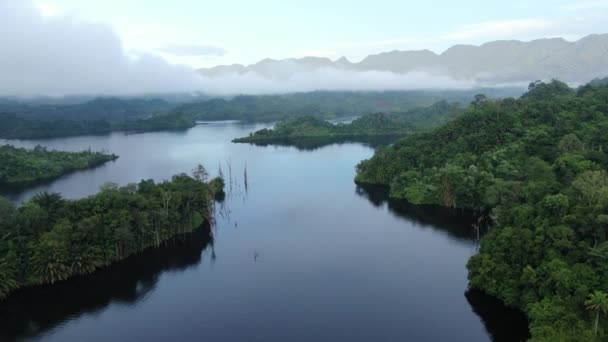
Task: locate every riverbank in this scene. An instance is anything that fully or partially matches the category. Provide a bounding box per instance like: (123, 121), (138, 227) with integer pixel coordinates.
(0, 170), (223, 301)
(355, 79), (608, 340)
(0, 144), (118, 187)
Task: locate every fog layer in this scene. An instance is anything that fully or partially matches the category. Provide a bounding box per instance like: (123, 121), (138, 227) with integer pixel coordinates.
(0, 1), (500, 97)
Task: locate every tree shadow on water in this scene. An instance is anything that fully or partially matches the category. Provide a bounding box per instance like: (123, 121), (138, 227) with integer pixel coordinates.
(355, 184), (482, 242)
(0, 225), (213, 341)
(356, 184), (531, 341)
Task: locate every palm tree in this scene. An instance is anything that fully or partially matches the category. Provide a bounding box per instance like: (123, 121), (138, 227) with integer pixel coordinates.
(589, 242), (608, 260)
(0, 259), (18, 300)
(585, 291), (608, 335)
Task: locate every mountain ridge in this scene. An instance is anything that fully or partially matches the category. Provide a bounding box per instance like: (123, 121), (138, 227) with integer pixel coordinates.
(198, 34), (608, 84)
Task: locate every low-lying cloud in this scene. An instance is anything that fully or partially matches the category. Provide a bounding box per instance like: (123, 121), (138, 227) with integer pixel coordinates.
(0, 1), (490, 97)
(0, 1), (207, 97)
(201, 69), (479, 95)
(157, 44), (227, 57)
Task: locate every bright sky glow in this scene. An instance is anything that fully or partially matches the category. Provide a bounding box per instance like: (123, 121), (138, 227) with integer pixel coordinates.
(32, 0), (608, 68)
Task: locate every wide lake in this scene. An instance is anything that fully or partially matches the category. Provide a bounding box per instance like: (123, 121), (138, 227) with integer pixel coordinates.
(0, 121), (529, 341)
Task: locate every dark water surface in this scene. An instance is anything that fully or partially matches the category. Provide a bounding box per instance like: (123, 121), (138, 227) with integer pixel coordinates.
(0, 122), (529, 341)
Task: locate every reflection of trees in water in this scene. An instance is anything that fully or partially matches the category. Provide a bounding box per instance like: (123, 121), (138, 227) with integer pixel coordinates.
(239, 135), (402, 151)
(357, 184), (530, 340)
(355, 184), (484, 242)
(0, 226), (213, 341)
(465, 288), (530, 342)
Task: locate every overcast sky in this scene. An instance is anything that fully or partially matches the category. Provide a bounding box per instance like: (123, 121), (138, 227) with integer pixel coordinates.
(1, 0), (607, 96)
(32, 0), (608, 67)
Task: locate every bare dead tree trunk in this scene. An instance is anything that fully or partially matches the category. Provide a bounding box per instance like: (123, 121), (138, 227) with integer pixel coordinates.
(244, 162), (248, 193)
(226, 159), (233, 194)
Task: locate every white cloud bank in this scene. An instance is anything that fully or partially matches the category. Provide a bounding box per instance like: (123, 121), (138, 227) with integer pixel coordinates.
(0, 1), (206, 97)
(0, 1), (500, 97)
(203, 69), (479, 95)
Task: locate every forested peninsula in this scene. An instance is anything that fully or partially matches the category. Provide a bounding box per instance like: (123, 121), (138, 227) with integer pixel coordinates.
(0, 145), (117, 186)
(233, 101), (462, 146)
(0, 112), (195, 139)
(0, 167), (224, 301)
(355, 79), (608, 340)
(0, 90), (518, 140)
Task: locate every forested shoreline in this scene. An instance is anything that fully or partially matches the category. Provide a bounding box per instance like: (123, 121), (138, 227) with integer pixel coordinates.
(0, 145), (118, 186)
(233, 101), (462, 145)
(0, 112), (195, 139)
(175, 89), (519, 122)
(355, 79), (608, 340)
(0, 167), (224, 301)
(0, 89), (516, 140)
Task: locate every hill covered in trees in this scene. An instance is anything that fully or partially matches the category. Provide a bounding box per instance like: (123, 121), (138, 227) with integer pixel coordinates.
(0, 145), (117, 186)
(355, 79), (608, 340)
(0, 97), (176, 123)
(0, 111), (195, 139)
(233, 101), (462, 147)
(0, 90), (519, 140)
(173, 89), (516, 122)
(0, 168), (224, 301)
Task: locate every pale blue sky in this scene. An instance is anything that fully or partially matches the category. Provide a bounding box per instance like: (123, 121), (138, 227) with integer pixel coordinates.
(31, 0), (608, 67)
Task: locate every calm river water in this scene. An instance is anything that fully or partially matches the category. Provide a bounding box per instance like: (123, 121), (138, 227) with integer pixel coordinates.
(0, 122), (529, 341)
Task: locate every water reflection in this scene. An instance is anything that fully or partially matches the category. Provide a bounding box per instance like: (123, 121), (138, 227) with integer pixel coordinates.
(0, 123), (531, 341)
(466, 289), (531, 342)
(0, 226), (213, 341)
(235, 135), (402, 151)
(356, 184), (530, 341)
(355, 184), (482, 242)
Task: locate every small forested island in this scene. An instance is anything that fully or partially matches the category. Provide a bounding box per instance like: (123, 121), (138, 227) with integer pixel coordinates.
(0, 167), (224, 301)
(0, 145), (118, 186)
(355, 79), (608, 340)
(233, 101), (462, 146)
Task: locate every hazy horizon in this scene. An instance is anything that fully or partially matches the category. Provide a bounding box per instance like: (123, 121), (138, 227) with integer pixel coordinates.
(1, 1), (608, 97)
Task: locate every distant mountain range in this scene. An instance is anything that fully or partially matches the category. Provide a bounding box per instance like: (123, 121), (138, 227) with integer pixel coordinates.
(198, 34), (608, 84)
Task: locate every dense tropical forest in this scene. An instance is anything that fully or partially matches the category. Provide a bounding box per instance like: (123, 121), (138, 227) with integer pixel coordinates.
(355, 78), (608, 340)
(0, 166), (224, 301)
(0, 111), (196, 139)
(233, 100), (462, 145)
(0, 90), (519, 139)
(0, 97), (176, 122)
(0, 145), (117, 186)
(173, 89), (518, 122)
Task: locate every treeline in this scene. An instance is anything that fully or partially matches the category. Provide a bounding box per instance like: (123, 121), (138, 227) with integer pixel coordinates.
(174, 89), (514, 122)
(0, 145), (117, 186)
(0, 90), (520, 139)
(0, 97), (175, 122)
(0, 167), (224, 301)
(355, 79), (608, 340)
(233, 101), (462, 144)
(0, 112), (195, 139)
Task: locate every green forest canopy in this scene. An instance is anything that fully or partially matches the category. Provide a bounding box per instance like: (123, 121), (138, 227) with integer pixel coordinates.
(0, 89), (522, 139)
(174, 88), (519, 122)
(0, 168), (224, 301)
(233, 100), (463, 144)
(355, 78), (608, 341)
(0, 145), (117, 186)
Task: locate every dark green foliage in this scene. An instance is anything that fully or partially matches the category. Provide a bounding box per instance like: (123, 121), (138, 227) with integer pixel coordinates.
(0, 90), (521, 139)
(0, 145), (117, 186)
(355, 79), (608, 340)
(233, 101), (462, 145)
(174, 89), (517, 122)
(0, 170), (222, 301)
(0, 97), (196, 139)
(0, 97), (175, 123)
(0, 112), (195, 139)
